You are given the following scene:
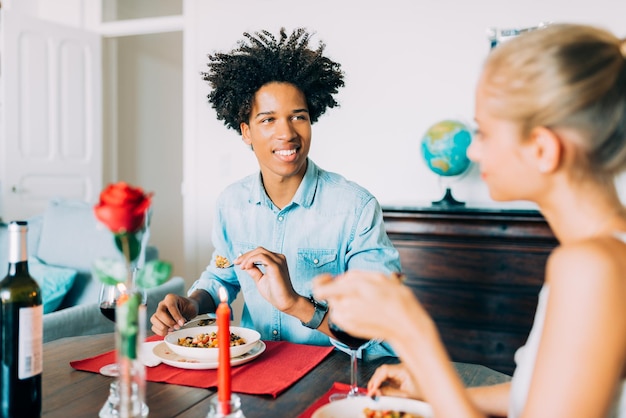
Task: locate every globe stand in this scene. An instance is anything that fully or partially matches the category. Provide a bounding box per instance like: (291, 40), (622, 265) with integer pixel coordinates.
(432, 187), (465, 207)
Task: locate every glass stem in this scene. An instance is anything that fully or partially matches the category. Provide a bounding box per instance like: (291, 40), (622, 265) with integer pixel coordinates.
(348, 349), (359, 396)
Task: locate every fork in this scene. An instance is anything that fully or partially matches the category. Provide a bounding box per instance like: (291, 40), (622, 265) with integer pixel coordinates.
(216, 260), (265, 269)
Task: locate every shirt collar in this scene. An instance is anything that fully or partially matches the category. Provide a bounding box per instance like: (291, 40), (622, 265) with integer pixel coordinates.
(250, 158), (319, 209)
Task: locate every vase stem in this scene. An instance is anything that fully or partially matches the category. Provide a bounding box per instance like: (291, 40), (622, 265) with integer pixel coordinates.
(100, 285), (148, 418)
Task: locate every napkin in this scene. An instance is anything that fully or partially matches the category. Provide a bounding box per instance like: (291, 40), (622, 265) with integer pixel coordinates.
(141, 340), (163, 367)
(298, 382), (356, 418)
(70, 336), (334, 398)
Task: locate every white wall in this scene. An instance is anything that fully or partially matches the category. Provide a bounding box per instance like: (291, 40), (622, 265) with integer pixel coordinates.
(184, 0), (626, 280)
(112, 32), (184, 279)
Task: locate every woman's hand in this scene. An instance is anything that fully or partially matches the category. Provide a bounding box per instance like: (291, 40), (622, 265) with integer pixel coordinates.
(313, 270), (421, 343)
(367, 363), (423, 399)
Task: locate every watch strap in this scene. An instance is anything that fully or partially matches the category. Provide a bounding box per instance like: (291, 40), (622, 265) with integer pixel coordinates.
(301, 295), (328, 329)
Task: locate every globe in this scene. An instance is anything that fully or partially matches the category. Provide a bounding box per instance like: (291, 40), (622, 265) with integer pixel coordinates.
(421, 119), (472, 177)
(420, 120), (473, 206)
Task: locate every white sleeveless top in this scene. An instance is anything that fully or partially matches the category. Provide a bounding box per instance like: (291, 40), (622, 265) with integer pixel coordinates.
(508, 235), (626, 417)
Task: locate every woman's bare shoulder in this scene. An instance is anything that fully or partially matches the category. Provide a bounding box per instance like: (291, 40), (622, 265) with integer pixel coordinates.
(546, 234), (626, 291)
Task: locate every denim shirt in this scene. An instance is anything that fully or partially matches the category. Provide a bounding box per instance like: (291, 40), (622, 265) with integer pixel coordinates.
(189, 159), (401, 357)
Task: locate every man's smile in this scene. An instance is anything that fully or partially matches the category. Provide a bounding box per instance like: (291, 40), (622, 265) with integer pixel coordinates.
(274, 149), (297, 156)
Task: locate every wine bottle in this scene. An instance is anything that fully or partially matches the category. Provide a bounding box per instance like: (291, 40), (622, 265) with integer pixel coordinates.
(0, 221), (43, 417)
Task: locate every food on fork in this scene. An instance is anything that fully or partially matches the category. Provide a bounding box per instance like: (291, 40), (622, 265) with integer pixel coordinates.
(177, 331), (246, 348)
(215, 255), (230, 268)
(363, 408), (423, 418)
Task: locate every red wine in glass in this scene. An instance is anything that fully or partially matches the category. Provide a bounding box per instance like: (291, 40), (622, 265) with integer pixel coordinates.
(327, 315), (369, 401)
(328, 323), (369, 350)
(97, 283), (122, 376)
(97, 282), (146, 376)
(99, 301), (117, 322)
(99, 284), (147, 324)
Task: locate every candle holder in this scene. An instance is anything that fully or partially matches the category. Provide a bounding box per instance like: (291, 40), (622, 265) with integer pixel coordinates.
(206, 393), (245, 418)
(99, 381), (149, 418)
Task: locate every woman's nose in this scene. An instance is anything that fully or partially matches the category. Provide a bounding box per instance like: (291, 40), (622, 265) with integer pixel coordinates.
(466, 138), (479, 162)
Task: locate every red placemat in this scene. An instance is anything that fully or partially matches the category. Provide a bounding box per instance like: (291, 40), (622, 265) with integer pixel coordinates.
(298, 382), (358, 418)
(70, 335), (334, 398)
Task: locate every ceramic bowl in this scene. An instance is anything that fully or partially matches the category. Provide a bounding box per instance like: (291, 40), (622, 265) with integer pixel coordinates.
(164, 325), (261, 362)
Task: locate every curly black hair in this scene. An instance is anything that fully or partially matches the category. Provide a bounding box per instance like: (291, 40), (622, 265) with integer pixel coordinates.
(202, 27), (345, 134)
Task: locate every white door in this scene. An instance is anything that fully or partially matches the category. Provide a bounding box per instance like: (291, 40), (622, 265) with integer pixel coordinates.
(1, 10), (102, 221)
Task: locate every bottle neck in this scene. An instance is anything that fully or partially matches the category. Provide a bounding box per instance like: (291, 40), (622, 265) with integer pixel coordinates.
(7, 261), (29, 276)
(8, 221), (28, 264)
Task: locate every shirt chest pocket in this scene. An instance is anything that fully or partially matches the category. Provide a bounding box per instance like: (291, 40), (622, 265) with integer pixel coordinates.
(296, 249), (339, 281)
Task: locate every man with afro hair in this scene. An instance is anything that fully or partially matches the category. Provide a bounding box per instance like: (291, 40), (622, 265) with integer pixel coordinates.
(151, 28), (400, 359)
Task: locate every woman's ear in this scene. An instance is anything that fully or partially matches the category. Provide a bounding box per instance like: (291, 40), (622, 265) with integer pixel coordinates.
(241, 122), (252, 146)
(530, 126), (563, 173)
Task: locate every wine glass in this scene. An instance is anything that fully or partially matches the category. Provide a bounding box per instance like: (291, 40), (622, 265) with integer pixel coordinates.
(327, 312), (370, 401)
(97, 282), (147, 377)
(98, 282), (123, 376)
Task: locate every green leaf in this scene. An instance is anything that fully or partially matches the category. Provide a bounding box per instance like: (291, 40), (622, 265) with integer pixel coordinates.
(114, 232), (142, 262)
(92, 258), (127, 285)
(135, 260), (172, 289)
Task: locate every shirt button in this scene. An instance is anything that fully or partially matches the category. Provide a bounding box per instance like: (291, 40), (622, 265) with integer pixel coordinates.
(278, 216), (284, 221)
(272, 329), (278, 335)
(313, 258), (319, 264)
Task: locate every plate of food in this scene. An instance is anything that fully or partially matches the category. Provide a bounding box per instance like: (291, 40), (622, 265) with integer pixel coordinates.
(152, 340), (266, 370)
(312, 396), (432, 418)
(164, 325), (261, 362)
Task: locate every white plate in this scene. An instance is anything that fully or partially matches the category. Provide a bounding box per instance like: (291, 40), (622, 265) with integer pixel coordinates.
(152, 340), (266, 370)
(164, 325), (261, 362)
(312, 396), (433, 418)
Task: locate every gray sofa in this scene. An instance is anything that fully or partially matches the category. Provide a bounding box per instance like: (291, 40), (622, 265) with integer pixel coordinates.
(0, 198), (185, 342)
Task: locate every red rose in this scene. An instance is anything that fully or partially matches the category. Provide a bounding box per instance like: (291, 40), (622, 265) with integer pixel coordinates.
(94, 182), (152, 234)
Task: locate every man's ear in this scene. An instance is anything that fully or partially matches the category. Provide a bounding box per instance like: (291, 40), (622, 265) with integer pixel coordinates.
(241, 122), (252, 146)
(530, 126), (563, 173)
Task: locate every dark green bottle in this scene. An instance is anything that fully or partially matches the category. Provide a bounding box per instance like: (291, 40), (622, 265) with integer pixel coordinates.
(1, 221), (42, 417)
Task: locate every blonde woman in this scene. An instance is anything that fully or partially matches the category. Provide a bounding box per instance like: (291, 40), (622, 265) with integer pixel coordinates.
(314, 23), (626, 417)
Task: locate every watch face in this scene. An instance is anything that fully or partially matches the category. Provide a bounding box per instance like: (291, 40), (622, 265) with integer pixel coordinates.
(311, 296), (328, 310)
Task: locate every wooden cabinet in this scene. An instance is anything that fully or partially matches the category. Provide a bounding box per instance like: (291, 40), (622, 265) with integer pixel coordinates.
(382, 206), (558, 375)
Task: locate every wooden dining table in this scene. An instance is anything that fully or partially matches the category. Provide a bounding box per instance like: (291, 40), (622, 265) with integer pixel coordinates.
(42, 333), (511, 417)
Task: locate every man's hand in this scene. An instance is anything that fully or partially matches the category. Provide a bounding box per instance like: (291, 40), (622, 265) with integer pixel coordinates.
(150, 293), (199, 336)
(234, 247), (300, 313)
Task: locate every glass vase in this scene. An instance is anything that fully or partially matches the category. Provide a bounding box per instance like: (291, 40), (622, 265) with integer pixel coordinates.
(100, 284), (148, 418)
(206, 394), (246, 418)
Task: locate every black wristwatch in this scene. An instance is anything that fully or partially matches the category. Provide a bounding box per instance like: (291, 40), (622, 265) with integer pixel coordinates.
(301, 295), (328, 329)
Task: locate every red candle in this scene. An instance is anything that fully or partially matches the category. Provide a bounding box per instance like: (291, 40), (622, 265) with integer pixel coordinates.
(217, 287), (232, 414)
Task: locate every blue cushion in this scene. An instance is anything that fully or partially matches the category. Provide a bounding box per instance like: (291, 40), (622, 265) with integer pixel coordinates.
(28, 257), (77, 314)
(37, 199), (121, 272)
